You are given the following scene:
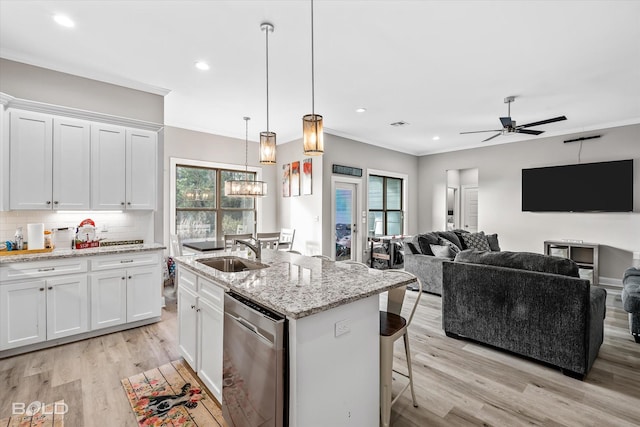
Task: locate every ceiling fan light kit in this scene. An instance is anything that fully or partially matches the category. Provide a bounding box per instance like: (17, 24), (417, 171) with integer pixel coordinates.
(461, 95), (567, 142)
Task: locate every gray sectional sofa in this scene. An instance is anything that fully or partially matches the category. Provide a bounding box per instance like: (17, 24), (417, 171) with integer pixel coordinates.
(442, 250), (607, 379)
(403, 230), (500, 295)
(622, 267), (640, 343)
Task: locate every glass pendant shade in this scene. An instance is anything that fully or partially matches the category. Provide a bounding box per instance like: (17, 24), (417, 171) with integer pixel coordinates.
(303, 113), (324, 155)
(260, 131), (276, 164)
(224, 179), (268, 198)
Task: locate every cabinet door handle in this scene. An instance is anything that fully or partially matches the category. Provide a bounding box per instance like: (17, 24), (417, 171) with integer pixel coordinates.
(128, 276), (132, 279)
(127, 202), (131, 206)
(39, 288), (45, 291)
(121, 202), (125, 206)
(46, 201), (51, 205)
(120, 260), (134, 264)
(53, 201), (59, 205)
(121, 277), (126, 280)
(190, 305), (196, 309)
(196, 308), (201, 312)
(38, 267), (55, 272)
(48, 286), (53, 290)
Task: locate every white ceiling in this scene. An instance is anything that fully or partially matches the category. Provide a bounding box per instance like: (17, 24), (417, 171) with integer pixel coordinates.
(1, 0), (639, 156)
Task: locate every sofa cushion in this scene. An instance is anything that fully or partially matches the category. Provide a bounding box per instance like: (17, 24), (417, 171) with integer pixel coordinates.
(454, 249), (580, 277)
(436, 231), (464, 249)
(430, 244), (455, 259)
(461, 231), (491, 252)
(486, 233), (501, 251)
(417, 232), (440, 256)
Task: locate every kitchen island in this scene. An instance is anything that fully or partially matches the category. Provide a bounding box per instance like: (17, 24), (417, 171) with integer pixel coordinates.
(174, 250), (416, 427)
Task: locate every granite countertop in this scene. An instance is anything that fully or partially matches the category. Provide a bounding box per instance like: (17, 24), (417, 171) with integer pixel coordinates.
(174, 250), (416, 319)
(0, 243), (166, 264)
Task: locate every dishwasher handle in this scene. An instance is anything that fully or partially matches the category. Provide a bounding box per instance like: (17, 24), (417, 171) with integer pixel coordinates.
(225, 312), (274, 347)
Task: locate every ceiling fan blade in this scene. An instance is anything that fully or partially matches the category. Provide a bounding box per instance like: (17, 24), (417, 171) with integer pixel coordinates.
(482, 133), (502, 142)
(460, 129), (503, 134)
(516, 128), (544, 135)
(500, 116), (513, 128)
(519, 116), (567, 128)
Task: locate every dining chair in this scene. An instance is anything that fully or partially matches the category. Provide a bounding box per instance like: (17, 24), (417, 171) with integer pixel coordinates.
(224, 233), (253, 250)
(278, 228), (296, 251)
(256, 232), (281, 250)
(379, 269), (422, 427)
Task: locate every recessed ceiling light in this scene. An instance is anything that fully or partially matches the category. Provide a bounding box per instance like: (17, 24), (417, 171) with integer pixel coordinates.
(355, 107), (367, 113)
(432, 136), (440, 141)
(53, 14), (75, 28)
(195, 61), (210, 71)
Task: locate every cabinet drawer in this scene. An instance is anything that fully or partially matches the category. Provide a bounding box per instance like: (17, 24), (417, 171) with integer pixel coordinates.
(90, 252), (160, 271)
(198, 276), (224, 309)
(178, 267), (197, 292)
(0, 258), (88, 282)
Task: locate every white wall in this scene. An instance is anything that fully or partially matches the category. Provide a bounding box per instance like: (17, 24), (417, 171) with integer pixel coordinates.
(163, 126), (278, 248)
(275, 138), (323, 255)
(418, 124), (640, 280)
(321, 134), (419, 259)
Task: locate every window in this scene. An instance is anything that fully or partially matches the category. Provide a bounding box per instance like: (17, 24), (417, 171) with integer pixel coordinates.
(368, 175), (403, 237)
(175, 164), (256, 242)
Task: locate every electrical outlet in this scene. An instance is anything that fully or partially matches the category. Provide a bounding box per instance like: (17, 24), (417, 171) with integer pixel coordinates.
(335, 319), (351, 337)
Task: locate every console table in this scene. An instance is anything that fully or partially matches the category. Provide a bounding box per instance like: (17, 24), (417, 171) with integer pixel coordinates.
(544, 240), (599, 285)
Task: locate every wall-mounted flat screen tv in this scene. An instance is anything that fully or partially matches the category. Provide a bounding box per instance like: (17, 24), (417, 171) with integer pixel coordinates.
(522, 159), (634, 212)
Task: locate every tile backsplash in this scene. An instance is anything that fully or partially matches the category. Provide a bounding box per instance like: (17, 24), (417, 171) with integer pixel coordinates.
(0, 210), (154, 244)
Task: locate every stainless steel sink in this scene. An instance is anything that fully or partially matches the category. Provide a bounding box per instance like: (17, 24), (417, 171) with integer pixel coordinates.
(196, 256), (269, 272)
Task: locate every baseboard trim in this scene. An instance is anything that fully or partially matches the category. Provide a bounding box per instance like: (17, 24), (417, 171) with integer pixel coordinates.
(599, 276), (622, 288)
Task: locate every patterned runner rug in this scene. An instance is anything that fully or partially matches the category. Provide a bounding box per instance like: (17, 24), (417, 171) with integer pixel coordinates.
(121, 360), (226, 427)
(0, 400), (65, 427)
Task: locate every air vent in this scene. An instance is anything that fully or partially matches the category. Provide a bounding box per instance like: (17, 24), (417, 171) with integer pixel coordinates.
(390, 121), (409, 127)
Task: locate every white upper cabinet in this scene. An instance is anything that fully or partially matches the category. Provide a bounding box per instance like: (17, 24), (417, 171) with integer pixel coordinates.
(126, 129), (157, 210)
(9, 112), (91, 210)
(53, 118), (91, 210)
(91, 125), (157, 210)
(91, 124), (126, 210)
(9, 111), (53, 210)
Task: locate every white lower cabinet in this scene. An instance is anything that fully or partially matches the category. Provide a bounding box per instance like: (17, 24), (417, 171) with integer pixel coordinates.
(90, 270), (128, 330)
(0, 250), (162, 355)
(177, 266), (224, 402)
(90, 253), (162, 330)
(0, 274), (89, 350)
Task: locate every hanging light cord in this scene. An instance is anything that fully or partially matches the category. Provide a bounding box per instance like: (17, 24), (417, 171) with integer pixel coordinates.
(265, 27), (270, 132)
(311, 0), (315, 116)
(244, 117), (250, 179)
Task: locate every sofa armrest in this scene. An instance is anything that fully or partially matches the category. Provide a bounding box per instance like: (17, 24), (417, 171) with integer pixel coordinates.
(587, 286), (607, 372)
(404, 253), (451, 295)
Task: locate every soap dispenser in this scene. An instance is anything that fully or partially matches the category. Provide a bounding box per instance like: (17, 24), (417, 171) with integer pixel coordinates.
(15, 226), (24, 250)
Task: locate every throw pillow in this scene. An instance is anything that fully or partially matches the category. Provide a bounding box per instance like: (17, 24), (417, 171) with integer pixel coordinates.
(417, 232), (440, 256)
(461, 231), (491, 252)
(486, 233), (501, 251)
(429, 244), (455, 259)
(438, 237), (461, 256)
(452, 229), (470, 249)
(436, 231), (464, 250)
(405, 242), (421, 255)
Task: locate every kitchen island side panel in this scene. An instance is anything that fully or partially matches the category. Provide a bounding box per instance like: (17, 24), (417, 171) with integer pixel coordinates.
(288, 294), (379, 427)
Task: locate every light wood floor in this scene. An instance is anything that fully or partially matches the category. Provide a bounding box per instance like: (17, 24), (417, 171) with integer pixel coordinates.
(1, 288), (639, 426)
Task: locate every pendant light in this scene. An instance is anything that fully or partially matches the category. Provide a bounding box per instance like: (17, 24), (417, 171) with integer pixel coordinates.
(260, 22), (276, 164)
(224, 117), (268, 197)
(302, 0), (324, 155)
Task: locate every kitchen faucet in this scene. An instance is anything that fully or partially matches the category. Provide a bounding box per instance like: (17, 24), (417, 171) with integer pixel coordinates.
(234, 238), (261, 261)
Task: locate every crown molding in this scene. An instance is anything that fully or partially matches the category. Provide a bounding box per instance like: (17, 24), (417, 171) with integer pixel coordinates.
(0, 92), (163, 132)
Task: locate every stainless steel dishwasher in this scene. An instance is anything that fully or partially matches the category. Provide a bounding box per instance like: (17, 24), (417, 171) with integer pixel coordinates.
(223, 291), (287, 427)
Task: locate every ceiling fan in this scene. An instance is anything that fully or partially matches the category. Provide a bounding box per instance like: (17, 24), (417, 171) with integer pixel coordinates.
(461, 96), (567, 142)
